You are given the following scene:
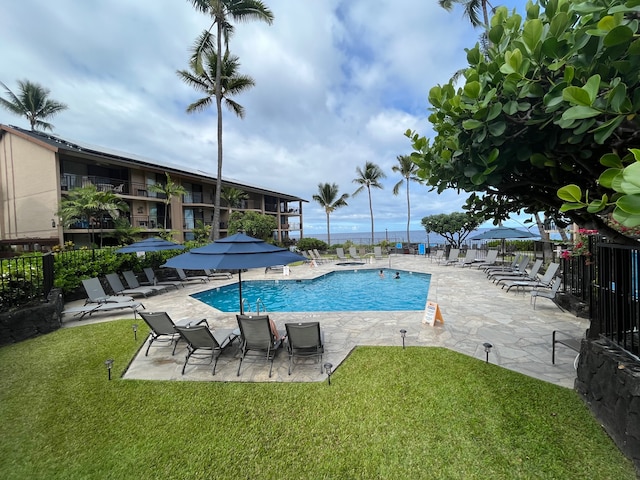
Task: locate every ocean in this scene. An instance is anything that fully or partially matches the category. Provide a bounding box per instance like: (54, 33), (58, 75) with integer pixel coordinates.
(309, 229), (484, 247)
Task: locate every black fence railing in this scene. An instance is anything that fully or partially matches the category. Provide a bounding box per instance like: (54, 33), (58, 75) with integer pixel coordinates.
(0, 254), (53, 312)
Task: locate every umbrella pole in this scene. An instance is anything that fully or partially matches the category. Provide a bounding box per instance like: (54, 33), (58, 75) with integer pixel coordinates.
(238, 271), (243, 315)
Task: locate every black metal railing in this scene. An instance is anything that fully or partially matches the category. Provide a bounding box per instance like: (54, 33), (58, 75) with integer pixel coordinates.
(0, 254), (53, 312)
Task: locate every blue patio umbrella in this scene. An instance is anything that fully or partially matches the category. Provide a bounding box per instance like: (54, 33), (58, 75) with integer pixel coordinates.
(470, 226), (538, 256)
(115, 237), (186, 253)
(162, 233), (306, 313)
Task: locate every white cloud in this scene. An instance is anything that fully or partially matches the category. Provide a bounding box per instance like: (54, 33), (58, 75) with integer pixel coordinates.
(0, 0), (501, 236)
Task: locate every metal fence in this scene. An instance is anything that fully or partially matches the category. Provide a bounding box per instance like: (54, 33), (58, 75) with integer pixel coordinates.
(0, 253), (53, 312)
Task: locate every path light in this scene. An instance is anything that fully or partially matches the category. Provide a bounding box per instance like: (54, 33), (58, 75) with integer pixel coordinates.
(400, 329), (407, 349)
(104, 359), (114, 380)
(132, 324), (138, 341)
(324, 362), (333, 385)
(483, 343), (493, 364)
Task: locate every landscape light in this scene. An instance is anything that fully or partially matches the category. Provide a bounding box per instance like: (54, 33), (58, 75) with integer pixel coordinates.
(324, 362), (333, 385)
(104, 358), (114, 380)
(132, 323), (138, 341)
(400, 329), (407, 349)
(483, 343), (493, 364)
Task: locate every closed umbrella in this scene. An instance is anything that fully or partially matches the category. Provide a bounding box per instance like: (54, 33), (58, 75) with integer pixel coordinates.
(162, 233), (306, 313)
(115, 237), (186, 253)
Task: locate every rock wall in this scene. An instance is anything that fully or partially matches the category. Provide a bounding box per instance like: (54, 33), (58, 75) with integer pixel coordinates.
(576, 337), (640, 471)
(0, 289), (63, 346)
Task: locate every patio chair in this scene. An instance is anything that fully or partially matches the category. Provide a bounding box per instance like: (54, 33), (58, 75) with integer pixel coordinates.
(336, 247), (348, 261)
(236, 314), (283, 378)
(552, 330), (582, 365)
(175, 268), (210, 284)
(122, 271), (170, 294)
(486, 255), (529, 278)
(530, 277), (563, 310)
(503, 262), (560, 292)
(62, 300), (143, 320)
(314, 249), (327, 263)
(430, 250), (444, 263)
(81, 277), (134, 304)
(484, 254), (524, 274)
(491, 259), (541, 284)
(174, 324), (236, 375)
(139, 311), (209, 356)
(143, 268), (184, 289)
(474, 250), (498, 269)
(349, 247), (361, 260)
(285, 322), (324, 375)
(454, 249), (476, 267)
(308, 250), (324, 265)
(105, 273), (155, 298)
(374, 246), (383, 260)
(203, 269), (232, 279)
(441, 248), (461, 265)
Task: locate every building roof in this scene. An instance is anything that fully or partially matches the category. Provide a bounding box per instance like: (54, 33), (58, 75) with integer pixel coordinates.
(1, 124), (307, 202)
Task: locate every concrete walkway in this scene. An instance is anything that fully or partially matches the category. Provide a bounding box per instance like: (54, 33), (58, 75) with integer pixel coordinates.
(62, 254), (588, 388)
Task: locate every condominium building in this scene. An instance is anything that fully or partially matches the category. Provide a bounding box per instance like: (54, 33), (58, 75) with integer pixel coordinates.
(0, 124), (305, 252)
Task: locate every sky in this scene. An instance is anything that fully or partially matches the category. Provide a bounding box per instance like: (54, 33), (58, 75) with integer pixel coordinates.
(0, 0), (529, 237)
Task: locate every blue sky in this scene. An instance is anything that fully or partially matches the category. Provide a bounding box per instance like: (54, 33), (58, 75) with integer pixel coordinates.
(0, 0), (529, 235)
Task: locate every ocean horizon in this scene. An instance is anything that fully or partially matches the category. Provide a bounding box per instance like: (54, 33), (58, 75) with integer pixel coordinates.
(307, 228), (501, 247)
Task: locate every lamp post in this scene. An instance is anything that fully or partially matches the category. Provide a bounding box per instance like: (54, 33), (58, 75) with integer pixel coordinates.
(400, 329), (407, 349)
(104, 359), (114, 380)
(132, 324), (138, 341)
(483, 343), (493, 363)
(324, 362), (333, 385)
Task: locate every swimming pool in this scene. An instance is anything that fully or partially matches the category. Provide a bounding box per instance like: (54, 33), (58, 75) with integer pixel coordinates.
(191, 268), (431, 312)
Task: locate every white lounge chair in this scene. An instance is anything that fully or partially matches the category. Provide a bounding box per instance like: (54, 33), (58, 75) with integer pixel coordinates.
(336, 248), (348, 261)
(349, 247), (361, 260)
(374, 246), (383, 260)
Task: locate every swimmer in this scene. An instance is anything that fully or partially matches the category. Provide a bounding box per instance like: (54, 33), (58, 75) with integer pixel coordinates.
(394, 272), (400, 279)
(379, 269), (385, 278)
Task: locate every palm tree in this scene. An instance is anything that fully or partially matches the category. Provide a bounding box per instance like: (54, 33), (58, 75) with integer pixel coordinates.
(392, 155), (422, 244)
(58, 185), (128, 247)
(185, 1), (274, 240)
(147, 173), (187, 230)
(352, 162), (386, 246)
(438, 0), (492, 28)
(221, 186), (249, 214)
(312, 183), (349, 247)
(0, 80), (68, 131)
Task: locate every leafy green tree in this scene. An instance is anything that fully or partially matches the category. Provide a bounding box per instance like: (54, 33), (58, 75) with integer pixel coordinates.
(105, 218), (145, 245)
(353, 162), (386, 245)
(392, 155), (422, 244)
(58, 185), (128, 247)
(228, 211), (277, 240)
(312, 183), (349, 247)
(422, 212), (481, 248)
(0, 80), (68, 131)
(220, 186), (249, 213)
(185, 0), (274, 241)
(147, 173), (187, 229)
(192, 220), (212, 244)
(407, 0), (640, 244)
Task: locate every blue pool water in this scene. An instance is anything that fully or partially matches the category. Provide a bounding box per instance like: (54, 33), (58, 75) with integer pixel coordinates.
(192, 268), (431, 312)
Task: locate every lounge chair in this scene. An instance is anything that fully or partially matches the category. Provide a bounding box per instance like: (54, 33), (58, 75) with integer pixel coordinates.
(62, 300), (143, 320)
(484, 254), (524, 274)
(374, 246), (383, 260)
(138, 311), (209, 356)
(174, 324), (236, 375)
(486, 255), (529, 278)
(430, 250), (444, 263)
(491, 259), (541, 284)
(236, 314), (283, 378)
(308, 250), (324, 265)
(314, 249), (327, 263)
(175, 268), (210, 284)
(531, 277), (563, 310)
(454, 249), (476, 267)
(105, 273), (155, 298)
(441, 248), (461, 265)
(203, 269), (232, 279)
(336, 248), (348, 261)
(143, 268), (184, 289)
(122, 271), (170, 294)
(81, 277), (134, 304)
(285, 322), (324, 375)
(349, 247), (361, 260)
(474, 250), (498, 269)
(552, 330), (582, 365)
(503, 262), (560, 292)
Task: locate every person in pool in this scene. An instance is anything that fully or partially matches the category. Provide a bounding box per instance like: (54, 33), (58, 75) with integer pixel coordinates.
(394, 272), (400, 279)
(379, 269), (385, 278)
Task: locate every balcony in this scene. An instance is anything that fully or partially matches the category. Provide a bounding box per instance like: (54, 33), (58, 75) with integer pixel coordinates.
(60, 174), (168, 200)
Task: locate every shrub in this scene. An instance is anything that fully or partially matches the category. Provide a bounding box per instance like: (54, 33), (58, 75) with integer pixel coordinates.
(296, 238), (328, 252)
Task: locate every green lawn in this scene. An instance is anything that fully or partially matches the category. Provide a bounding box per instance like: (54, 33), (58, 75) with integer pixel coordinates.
(0, 320), (635, 479)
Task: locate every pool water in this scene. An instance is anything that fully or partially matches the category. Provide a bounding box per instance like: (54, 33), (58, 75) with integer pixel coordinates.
(192, 268), (431, 312)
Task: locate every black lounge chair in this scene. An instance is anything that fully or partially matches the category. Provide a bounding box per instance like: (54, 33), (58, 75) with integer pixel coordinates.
(285, 322), (324, 375)
(139, 311), (208, 356)
(175, 268), (210, 284)
(105, 273), (155, 298)
(62, 300), (143, 320)
(174, 324), (236, 375)
(122, 271), (170, 294)
(81, 277), (134, 304)
(236, 314), (283, 378)
(143, 268), (183, 289)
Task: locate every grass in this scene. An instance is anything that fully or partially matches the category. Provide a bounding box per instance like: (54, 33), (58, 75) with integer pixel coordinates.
(0, 320), (635, 480)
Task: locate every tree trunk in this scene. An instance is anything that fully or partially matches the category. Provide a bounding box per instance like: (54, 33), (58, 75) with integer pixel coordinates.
(406, 178), (411, 244)
(210, 19), (224, 241)
(326, 211), (331, 247)
(368, 187), (374, 246)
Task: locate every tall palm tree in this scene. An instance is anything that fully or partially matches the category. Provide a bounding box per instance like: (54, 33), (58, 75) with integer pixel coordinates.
(185, 0), (274, 240)
(438, 0), (492, 28)
(58, 185), (128, 247)
(147, 173), (187, 229)
(352, 162), (386, 246)
(221, 186), (249, 213)
(0, 80), (68, 131)
(392, 155), (422, 244)
(312, 183), (349, 247)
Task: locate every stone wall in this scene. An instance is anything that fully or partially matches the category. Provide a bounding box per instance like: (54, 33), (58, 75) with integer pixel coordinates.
(576, 337), (640, 471)
(0, 289), (63, 346)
